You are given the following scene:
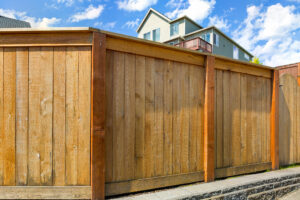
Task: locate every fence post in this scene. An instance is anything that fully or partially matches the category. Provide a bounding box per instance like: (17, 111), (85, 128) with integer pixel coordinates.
(204, 55), (215, 182)
(91, 32), (106, 200)
(271, 69), (279, 170)
(298, 63), (300, 86)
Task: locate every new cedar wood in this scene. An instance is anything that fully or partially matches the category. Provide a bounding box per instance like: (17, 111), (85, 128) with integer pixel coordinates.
(0, 28), (279, 200)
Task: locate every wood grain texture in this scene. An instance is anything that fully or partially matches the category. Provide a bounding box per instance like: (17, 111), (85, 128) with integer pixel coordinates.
(53, 47), (66, 186)
(78, 47), (91, 185)
(40, 47), (53, 186)
(91, 32), (106, 200)
(106, 171), (204, 196)
(271, 70), (279, 170)
(0, 186), (91, 199)
(134, 55), (145, 179)
(0, 48), (3, 186)
(3, 48), (16, 185)
(204, 56), (215, 182)
(66, 47), (79, 185)
(0, 32), (93, 47)
(28, 47), (41, 185)
(16, 48), (29, 186)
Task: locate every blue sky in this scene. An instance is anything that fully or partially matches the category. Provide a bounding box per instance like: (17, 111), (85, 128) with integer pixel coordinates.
(1, 0), (300, 66)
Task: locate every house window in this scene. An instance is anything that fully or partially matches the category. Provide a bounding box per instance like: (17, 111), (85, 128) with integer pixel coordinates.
(170, 22), (179, 36)
(152, 28), (160, 42)
(143, 32), (151, 40)
(233, 45), (239, 59)
(244, 53), (250, 60)
(213, 33), (219, 47)
(204, 33), (211, 44)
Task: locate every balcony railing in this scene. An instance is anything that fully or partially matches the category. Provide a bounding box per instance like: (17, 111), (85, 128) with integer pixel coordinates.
(175, 37), (212, 53)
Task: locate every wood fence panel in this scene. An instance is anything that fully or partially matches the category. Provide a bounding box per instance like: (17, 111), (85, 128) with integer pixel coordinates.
(214, 69), (272, 172)
(0, 47), (91, 187)
(105, 50), (206, 195)
(278, 66), (300, 166)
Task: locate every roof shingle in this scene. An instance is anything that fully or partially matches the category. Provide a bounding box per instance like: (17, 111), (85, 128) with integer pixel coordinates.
(0, 16), (31, 28)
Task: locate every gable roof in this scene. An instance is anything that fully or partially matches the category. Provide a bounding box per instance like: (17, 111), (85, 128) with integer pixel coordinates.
(0, 15), (31, 28)
(137, 8), (171, 33)
(184, 26), (254, 57)
(137, 8), (203, 33)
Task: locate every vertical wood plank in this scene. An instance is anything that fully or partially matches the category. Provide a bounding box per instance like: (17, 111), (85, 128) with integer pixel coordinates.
(144, 57), (155, 178)
(28, 47), (41, 185)
(163, 60), (173, 175)
(124, 53), (135, 180)
(3, 48), (16, 186)
(240, 74), (248, 165)
(197, 67), (205, 172)
(66, 47), (79, 185)
(154, 59), (164, 176)
(271, 70), (279, 170)
(246, 75), (253, 164)
(180, 64), (190, 174)
(189, 65), (201, 172)
(204, 56), (215, 182)
(105, 50), (113, 182)
(16, 48), (29, 186)
(91, 32), (106, 200)
(40, 47), (53, 186)
(134, 55), (145, 179)
(172, 62), (181, 174)
(78, 47), (91, 185)
(0, 48), (3, 185)
(222, 71), (230, 167)
(112, 51), (125, 181)
(53, 47), (66, 186)
(215, 70), (223, 169)
(231, 72), (241, 167)
(266, 79), (271, 162)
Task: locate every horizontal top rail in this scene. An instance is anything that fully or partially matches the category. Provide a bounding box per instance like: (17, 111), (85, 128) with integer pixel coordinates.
(0, 27), (274, 77)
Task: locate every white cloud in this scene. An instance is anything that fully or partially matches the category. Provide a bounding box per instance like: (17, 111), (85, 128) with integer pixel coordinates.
(57, 0), (75, 7)
(117, 0), (158, 11)
(165, 0), (216, 22)
(69, 4), (104, 22)
(233, 3), (300, 66)
(94, 21), (116, 30)
(0, 8), (60, 28)
(208, 16), (230, 32)
(23, 16), (61, 28)
(123, 18), (140, 29)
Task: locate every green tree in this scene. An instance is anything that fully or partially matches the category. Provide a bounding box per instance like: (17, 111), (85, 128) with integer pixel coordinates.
(250, 57), (263, 65)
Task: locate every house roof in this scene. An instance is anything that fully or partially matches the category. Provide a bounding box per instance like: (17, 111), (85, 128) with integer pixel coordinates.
(184, 26), (254, 57)
(0, 16), (31, 28)
(137, 8), (203, 33)
(137, 8), (171, 33)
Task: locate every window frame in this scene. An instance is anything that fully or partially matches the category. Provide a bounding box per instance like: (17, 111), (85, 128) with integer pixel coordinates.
(213, 33), (219, 47)
(244, 53), (250, 60)
(143, 32), (151, 40)
(152, 28), (160, 42)
(233, 45), (239, 59)
(170, 22), (179, 37)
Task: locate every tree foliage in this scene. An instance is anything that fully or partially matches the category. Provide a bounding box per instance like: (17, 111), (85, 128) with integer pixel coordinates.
(250, 57), (263, 65)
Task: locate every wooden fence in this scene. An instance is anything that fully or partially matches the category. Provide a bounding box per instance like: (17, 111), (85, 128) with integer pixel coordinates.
(277, 63), (300, 166)
(0, 28), (280, 200)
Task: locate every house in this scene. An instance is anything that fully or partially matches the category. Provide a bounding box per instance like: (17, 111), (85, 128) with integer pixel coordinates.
(0, 15), (31, 28)
(137, 8), (253, 62)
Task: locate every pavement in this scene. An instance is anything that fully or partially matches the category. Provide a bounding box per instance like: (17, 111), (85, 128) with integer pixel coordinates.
(280, 188), (300, 200)
(108, 167), (300, 200)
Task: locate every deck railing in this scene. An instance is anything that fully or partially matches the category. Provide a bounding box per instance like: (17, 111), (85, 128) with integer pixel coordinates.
(175, 37), (212, 53)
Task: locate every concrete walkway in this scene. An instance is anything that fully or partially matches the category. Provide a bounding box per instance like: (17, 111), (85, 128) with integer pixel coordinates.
(280, 188), (300, 200)
(109, 167), (300, 200)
